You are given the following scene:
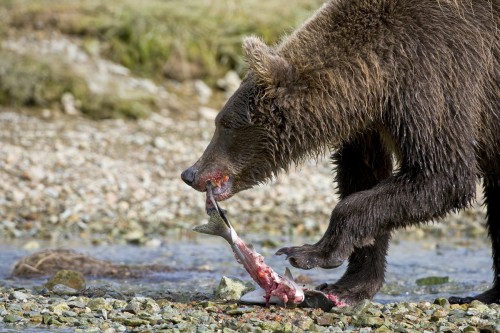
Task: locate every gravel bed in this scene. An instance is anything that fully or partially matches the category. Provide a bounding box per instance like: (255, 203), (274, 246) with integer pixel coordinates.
(0, 108), (488, 245)
(1, 286), (499, 333)
(0, 108), (340, 243)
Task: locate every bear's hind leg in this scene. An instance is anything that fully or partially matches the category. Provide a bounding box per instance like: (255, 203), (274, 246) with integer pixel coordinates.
(450, 178), (500, 304)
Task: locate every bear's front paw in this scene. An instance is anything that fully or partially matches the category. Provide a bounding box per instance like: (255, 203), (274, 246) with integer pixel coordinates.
(275, 244), (345, 270)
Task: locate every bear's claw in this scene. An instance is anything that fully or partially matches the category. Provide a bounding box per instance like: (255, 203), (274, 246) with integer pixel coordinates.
(276, 244), (344, 270)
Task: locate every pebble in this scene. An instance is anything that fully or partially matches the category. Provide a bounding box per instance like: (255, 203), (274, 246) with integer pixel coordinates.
(51, 284), (80, 296)
(198, 106), (219, 120)
(194, 80), (212, 104)
(217, 70), (242, 97)
(61, 92), (80, 115)
(9, 291), (28, 301)
(3, 314), (23, 323)
(22, 240), (40, 251)
(215, 276), (255, 301)
(152, 136), (168, 149)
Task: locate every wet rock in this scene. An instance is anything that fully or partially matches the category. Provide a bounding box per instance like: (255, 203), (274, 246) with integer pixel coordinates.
(316, 313), (337, 326)
(3, 314), (23, 323)
(479, 324), (500, 333)
(45, 270), (86, 291)
(50, 302), (70, 315)
(225, 307), (254, 315)
(124, 299), (142, 314)
(353, 314), (385, 327)
(9, 290), (29, 301)
(124, 317), (149, 327)
(63, 310), (78, 317)
(415, 276), (449, 286)
(259, 321), (283, 331)
(22, 240), (40, 251)
(215, 276), (254, 301)
(123, 229), (144, 244)
(432, 307), (448, 319)
(434, 297), (450, 308)
(222, 328), (238, 333)
(468, 300), (490, 314)
(143, 298), (161, 314)
(51, 284), (80, 296)
(294, 316), (314, 331)
(113, 300), (128, 310)
(87, 298), (113, 311)
(67, 299), (88, 309)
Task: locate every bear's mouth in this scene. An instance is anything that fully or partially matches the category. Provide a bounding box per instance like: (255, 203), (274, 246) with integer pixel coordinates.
(205, 175), (233, 212)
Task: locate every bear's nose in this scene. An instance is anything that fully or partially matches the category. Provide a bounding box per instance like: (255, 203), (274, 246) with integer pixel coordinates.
(181, 167), (197, 186)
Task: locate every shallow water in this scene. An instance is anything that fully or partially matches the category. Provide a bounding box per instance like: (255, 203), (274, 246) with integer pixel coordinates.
(0, 235), (492, 301)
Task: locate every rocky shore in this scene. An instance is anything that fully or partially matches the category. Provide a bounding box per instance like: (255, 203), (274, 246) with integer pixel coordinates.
(1, 285), (499, 333)
(0, 108), (488, 246)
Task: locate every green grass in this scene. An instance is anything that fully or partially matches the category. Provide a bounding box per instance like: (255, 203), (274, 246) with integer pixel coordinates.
(2, 0), (324, 82)
(0, 50), (88, 107)
(0, 49), (154, 119)
(0, 0), (323, 118)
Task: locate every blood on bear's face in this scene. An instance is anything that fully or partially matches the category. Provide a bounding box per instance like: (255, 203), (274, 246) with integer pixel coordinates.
(181, 77), (278, 203)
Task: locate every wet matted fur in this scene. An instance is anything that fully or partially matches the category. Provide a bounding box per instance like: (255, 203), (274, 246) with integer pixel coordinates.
(182, 0), (499, 305)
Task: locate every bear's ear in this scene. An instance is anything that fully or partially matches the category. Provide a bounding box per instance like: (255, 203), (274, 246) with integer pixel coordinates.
(242, 36), (295, 88)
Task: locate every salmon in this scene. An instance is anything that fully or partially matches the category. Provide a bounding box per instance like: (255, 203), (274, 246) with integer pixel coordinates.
(194, 186), (305, 306)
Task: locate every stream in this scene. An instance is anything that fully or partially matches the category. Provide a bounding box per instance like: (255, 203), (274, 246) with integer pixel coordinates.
(0, 235), (492, 304)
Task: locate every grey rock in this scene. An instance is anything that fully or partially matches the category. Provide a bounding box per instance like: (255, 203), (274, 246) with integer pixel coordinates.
(215, 276), (254, 301)
(152, 136), (168, 149)
(194, 80), (212, 104)
(124, 299), (142, 314)
(3, 314), (23, 323)
(61, 92), (80, 115)
(9, 291), (29, 301)
(52, 284), (80, 296)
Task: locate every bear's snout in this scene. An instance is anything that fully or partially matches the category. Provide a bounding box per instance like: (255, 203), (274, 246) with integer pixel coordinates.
(181, 167), (197, 187)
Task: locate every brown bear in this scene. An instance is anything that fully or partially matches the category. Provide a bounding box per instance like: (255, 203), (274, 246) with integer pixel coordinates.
(181, 0), (499, 305)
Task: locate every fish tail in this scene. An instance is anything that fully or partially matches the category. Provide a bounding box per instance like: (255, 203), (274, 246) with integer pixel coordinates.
(193, 212), (232, 243)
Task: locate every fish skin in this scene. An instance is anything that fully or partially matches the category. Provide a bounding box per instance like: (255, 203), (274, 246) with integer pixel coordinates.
(194, 188), (305, 306)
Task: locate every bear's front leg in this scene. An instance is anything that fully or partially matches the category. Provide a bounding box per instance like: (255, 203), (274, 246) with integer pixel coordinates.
(276, 194), (379, 270)
(277, 170), (476, 271)
(277, 130), (393, 270)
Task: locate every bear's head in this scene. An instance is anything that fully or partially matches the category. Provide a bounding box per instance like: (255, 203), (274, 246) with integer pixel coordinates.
(181, 36), (320, 207)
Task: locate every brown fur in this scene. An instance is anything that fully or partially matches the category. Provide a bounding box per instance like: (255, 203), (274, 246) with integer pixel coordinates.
(182, 0), (500, 305)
